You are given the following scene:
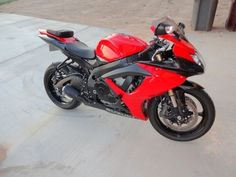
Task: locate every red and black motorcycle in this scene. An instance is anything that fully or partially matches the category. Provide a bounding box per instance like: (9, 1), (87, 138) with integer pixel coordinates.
(39, 17), (215, 141)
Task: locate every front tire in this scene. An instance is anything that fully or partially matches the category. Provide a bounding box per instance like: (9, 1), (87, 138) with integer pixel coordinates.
(149, 89), (215, 141)
(44, 62), (81, 109)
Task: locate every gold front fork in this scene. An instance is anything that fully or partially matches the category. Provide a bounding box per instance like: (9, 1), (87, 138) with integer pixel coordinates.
(168, 90), (178, 108)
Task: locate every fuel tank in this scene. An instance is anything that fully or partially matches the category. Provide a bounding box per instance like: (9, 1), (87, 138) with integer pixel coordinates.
(95, 33), (148, 62)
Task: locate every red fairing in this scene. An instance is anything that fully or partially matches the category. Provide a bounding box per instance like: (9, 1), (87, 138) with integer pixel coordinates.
(38, 29), (76, 43)
(160, 34), (195, 62)
(105, 64), (186, 120)
(96, 33), (148, 62)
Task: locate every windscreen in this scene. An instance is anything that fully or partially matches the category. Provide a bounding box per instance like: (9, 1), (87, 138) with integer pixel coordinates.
(151, 16), (184, 35)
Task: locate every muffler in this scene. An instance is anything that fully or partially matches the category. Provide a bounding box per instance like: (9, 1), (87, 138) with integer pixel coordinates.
(63, 85), (83, 101)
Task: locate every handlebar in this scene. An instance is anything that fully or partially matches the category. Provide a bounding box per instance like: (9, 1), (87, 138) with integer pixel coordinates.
(138, 39), (170, 59)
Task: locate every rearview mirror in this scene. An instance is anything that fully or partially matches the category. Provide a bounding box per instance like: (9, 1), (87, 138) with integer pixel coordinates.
(154, 24), (167, 35)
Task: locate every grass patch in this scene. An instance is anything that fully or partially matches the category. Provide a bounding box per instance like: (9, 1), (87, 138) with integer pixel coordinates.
(0, 0), (16, 5)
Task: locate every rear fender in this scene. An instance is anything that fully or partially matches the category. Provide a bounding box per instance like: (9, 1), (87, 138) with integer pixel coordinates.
(39, 35), (66, 51)
(39, 34), (93, 70)
(38, 29), (77, 52)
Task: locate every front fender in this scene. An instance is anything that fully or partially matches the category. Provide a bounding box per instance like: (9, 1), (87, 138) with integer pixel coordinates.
(179, 80), (204, 90)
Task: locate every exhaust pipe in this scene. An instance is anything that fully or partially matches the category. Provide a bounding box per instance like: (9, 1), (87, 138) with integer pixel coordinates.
(63, 85), (83, 101)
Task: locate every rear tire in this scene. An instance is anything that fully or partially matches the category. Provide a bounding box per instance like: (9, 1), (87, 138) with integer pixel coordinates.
(44, 62), (81, 109)
(148, 89), (215, 141)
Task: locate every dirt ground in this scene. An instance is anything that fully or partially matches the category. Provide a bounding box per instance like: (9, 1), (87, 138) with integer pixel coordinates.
(0, 0), (232, 39)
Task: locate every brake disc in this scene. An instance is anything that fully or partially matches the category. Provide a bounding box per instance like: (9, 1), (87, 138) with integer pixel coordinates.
(159, 96), (199, 132)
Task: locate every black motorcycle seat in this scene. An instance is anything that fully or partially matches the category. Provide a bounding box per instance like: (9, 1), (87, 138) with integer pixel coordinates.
(65, 41), (95, 59)
(47, 29), (74, 38)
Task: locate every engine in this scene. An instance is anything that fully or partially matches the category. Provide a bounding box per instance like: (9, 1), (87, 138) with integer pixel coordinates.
(94, 76), (144, 104)
(114, 76), (144, 93)
(94, 81), (117, 104)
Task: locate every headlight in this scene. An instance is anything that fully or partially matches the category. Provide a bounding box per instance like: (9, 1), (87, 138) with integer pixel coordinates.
(191, 51), (206, 69)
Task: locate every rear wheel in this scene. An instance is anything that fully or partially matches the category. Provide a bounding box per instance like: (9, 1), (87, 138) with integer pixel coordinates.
(44, 62), (81, 109)
(149, 89), (215, 141)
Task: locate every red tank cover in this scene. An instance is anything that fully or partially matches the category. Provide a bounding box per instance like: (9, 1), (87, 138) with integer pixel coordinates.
(96, 33), (148, 62)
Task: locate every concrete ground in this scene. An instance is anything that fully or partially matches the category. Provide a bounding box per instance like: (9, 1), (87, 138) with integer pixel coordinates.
(0, 13), (236, 177)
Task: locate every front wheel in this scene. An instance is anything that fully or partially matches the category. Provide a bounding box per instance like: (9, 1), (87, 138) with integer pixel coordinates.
(148, 89), (215, 141)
